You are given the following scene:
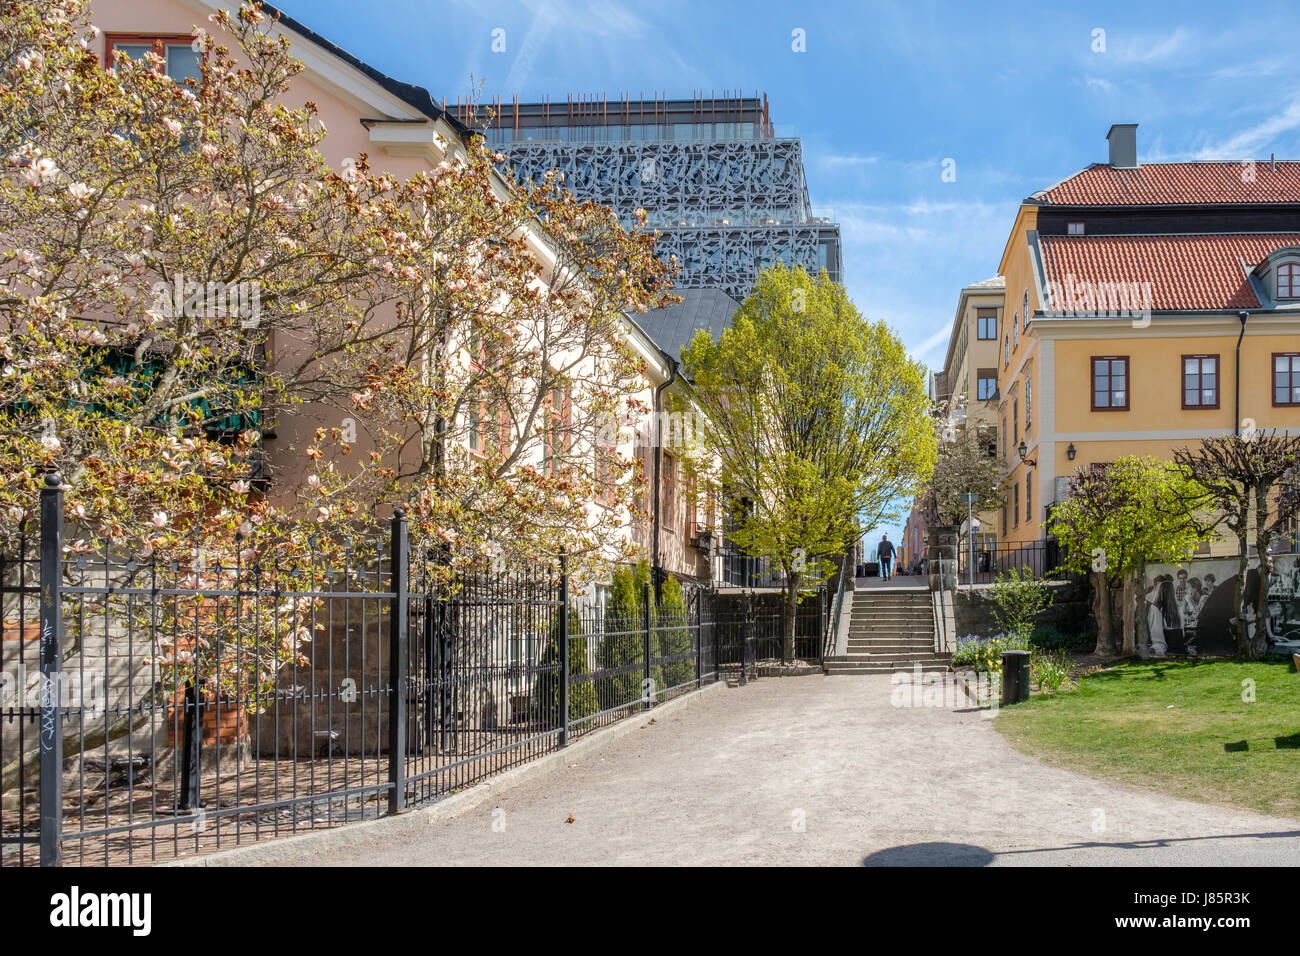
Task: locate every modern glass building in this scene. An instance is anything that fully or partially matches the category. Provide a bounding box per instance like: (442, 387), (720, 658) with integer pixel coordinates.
(451, 93), (842, 301)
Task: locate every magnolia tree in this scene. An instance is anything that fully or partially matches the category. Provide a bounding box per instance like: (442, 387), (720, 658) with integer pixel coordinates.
(681, 265), (935, 660)
(0, 0), (671, 765)
(355, 158), (674, 577)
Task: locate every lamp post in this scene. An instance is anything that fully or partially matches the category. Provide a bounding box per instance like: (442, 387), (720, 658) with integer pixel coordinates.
(959, 492), (979, 588)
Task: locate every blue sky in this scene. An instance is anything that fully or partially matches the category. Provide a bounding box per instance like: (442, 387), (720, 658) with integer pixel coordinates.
(275, 0), (1300, 546)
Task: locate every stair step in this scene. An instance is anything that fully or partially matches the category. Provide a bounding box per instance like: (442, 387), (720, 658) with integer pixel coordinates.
(826, 665), (951, 671)
(847, 642), (941, 650)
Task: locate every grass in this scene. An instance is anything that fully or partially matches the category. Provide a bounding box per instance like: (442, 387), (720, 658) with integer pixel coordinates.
(995, 658), (1300, 819)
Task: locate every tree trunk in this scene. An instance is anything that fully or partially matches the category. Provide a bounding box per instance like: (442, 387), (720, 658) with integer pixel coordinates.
(783, 570), (802, 663)
(1233, 527), (1252, 659)
(1092, 570), (1115, 655)
(1120, 570), (1137, 657)
(1133, 556), (1150, 656)
(1253, 482), (1274, 658)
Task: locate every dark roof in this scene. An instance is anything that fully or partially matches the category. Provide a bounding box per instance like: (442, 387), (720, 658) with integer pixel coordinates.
(263, 3), (471, 137)
(636, 288), (741, 360)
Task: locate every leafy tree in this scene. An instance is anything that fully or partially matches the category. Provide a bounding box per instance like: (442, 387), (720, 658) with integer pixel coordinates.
(680, 265), (935, 660)
(1048, 457), (1207, 656)
(532, 604), (598, 727)
(1173, 433), (1300, 658)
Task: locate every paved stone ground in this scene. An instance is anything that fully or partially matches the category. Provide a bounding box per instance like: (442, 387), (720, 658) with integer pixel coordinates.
(265, 675), (1300, 866)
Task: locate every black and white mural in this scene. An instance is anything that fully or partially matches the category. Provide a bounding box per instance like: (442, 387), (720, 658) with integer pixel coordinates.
(1142, 554), (1300, 657)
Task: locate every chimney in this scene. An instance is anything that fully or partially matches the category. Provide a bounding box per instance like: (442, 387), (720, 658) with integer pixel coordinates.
(1106, 123), (1138, 168)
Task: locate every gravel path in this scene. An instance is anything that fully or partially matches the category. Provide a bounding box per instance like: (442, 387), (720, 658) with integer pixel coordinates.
(266, 675), (1300, 866)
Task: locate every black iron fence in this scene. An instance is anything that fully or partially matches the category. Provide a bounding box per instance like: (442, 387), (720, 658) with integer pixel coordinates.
(952, 540), (1066, 587)
(0, 478), (827, 867)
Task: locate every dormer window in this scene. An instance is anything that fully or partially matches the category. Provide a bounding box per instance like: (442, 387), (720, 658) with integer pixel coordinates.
(1280, 263), (1298, 300)
(1254, 247), (1300, 303)
(1067, 222), (1085, 236)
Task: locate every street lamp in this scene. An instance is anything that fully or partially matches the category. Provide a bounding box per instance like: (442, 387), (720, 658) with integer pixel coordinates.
(1066, 442), (1077, 461)
(1017, 440), (1036, 469)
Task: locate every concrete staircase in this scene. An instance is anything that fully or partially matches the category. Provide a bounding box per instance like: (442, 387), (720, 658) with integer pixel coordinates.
(824, 590), (951, 675)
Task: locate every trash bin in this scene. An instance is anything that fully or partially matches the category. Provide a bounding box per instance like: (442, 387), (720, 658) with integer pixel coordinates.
(1001, 650), (1031, 706)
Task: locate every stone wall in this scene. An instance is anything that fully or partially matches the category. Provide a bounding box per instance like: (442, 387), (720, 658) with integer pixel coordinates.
(951, 576), (1092, 640)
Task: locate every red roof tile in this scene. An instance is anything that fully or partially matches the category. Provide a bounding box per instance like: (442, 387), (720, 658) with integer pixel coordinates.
(1034, 162), (1300, 206)
(1038, 233), (1300, 312)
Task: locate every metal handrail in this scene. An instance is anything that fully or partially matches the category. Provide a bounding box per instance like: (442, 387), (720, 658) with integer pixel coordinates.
(823, 551), (852, 665)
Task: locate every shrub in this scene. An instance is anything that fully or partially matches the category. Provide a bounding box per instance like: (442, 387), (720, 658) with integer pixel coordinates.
(951, 632), (1029, 674)
(1029, 624), (1089, 651)
(532, 605), (599, 726)
(596, 565), (644, 709)
(595, 561), (667, 706)
(1030, 648), (1071, 694)
(989, 567), (1050, 642)
(658, 574), (695, 691)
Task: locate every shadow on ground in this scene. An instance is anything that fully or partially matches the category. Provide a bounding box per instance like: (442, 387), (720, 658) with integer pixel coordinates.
(862, 842), (995, 866)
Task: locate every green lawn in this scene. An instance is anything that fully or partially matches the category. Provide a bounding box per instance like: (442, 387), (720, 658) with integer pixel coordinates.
(995, 659), (1300, 819)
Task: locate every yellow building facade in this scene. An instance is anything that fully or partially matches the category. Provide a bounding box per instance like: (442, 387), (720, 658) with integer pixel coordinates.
(996, 126), (1300, 550)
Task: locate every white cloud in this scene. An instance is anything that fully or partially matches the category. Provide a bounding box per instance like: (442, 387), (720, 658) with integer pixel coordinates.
(1106, 27), (1191, 65)
(820, 153), (881, 168)
(1193, 89), (1300, 159)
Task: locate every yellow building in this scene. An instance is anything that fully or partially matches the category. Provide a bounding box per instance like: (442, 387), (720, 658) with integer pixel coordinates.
(997, 124), (1300, 550)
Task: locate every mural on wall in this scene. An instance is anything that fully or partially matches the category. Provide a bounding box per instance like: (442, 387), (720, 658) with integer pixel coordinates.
(1142, 554), (1300, 657)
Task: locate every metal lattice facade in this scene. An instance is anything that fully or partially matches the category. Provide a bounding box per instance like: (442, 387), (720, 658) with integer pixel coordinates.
(497, 138), (842, 301)
(653, 225), (841, 301)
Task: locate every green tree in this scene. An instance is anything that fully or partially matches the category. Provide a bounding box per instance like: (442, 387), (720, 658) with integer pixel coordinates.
(533, 605), (599, 726)
(657, 574), (694, 690)
(1048, 456), (1207, 657)
(596, 564), (645, 708)
(680, 265), (935, 660)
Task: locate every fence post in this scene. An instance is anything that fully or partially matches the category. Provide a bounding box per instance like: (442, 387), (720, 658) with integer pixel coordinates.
(558, 549), (569, 747)
(642, 579), (653, 709)
(712, 592), (720, 683)
(819, 578), (827, 669)
(739, 597), (750, 686)
(38, 471), (63, 867)
(693, 590), (702, 686)
(387, 508), (408, 815)
(177, 680), (201, 811)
